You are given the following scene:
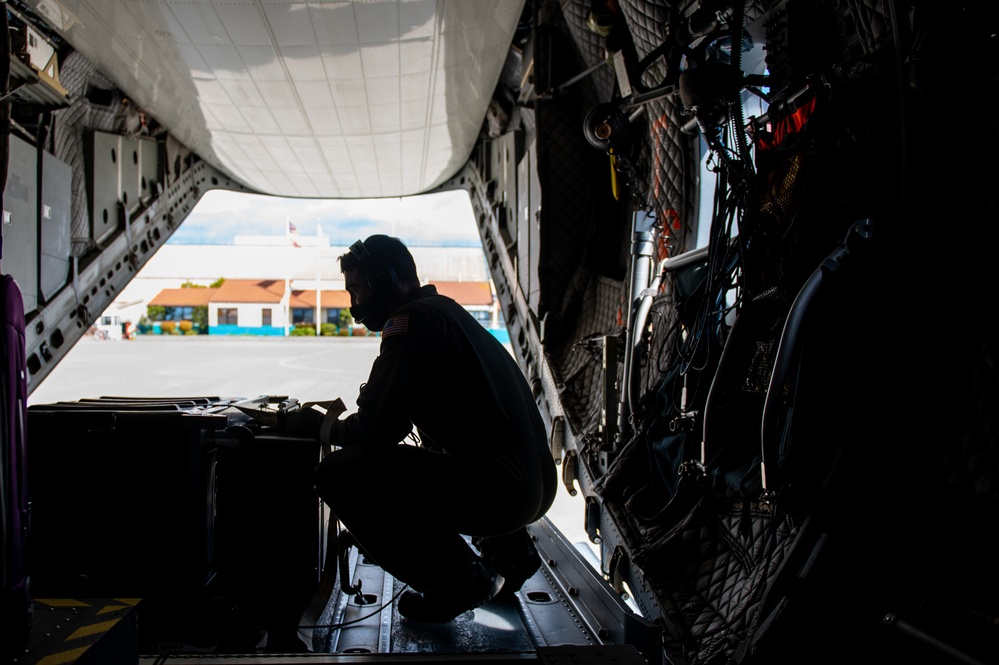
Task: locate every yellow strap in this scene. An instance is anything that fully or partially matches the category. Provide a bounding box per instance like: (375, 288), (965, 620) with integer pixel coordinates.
(609, 150), (619, 200)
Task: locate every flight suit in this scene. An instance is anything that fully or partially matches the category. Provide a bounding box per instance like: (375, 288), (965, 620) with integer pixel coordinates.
(313, 285), (558, 592)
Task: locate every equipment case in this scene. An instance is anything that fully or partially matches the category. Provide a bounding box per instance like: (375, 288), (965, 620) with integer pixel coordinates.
(25, 396), (327, 650)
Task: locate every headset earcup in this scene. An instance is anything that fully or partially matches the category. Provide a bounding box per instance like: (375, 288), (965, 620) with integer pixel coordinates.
(367, 260), (397, 293)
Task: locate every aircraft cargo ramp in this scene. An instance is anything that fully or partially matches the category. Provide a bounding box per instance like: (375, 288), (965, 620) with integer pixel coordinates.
(21, 396), (656, 664)
(296, 518), (655, 663)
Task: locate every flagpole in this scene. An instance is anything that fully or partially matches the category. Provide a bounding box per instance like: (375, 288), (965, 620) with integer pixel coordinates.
(316, 221), (322, 336)
(285, 217), (292, 336)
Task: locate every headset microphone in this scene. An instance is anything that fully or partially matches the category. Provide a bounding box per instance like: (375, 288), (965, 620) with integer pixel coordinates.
(349, 299), (373, 324)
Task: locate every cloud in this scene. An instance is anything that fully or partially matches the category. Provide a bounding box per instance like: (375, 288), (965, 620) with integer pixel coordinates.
(171, 189), (482, 247)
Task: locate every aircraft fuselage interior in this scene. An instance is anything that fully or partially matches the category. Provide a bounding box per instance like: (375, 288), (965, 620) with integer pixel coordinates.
(2, 1), (997, 663)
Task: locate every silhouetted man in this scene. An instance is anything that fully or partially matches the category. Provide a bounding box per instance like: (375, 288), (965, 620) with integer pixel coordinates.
(291, 234), (557, 623)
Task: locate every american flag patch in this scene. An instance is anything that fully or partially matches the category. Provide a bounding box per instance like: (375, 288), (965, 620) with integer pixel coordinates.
(382, 314), (409, 338)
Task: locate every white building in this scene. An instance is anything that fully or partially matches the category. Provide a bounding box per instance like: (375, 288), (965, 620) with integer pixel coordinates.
(106, 236), (495, 327)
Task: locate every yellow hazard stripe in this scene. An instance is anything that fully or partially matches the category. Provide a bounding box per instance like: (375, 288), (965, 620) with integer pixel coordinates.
(33, 598), (138, 608)
(36, 646), (91, 665)
(67, 617), (121, 640)
(28, 601), (136, 664)
(97, 604), (131, 615)
(33, 599), (91, 607)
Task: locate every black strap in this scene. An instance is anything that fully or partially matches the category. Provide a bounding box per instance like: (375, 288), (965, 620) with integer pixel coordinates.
(297, 519), (361, 649)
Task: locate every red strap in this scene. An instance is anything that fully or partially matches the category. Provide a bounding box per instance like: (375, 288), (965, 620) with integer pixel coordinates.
(757, 96), (818, 150)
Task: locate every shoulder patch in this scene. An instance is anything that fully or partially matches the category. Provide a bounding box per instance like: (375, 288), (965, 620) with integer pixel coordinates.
(382, 314), (410, 338)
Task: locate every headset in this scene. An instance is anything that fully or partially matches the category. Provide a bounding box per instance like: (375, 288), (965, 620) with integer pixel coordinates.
(348, 239), (398, 293)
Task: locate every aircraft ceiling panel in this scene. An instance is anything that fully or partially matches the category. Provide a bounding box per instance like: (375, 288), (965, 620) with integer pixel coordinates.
(353, 1), (403, 43)
(213, 2), (272, 45)
(281, 45), (333, 85)
(302, 105), (339, 135)
(161, 2), (225, 45)
(259, 2), (319, 44)
(360, 42), (401, 81)
(25, 0), (526, 199)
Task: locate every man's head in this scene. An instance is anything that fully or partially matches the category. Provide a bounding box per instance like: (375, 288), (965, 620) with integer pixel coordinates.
(339, 235), (419, 331)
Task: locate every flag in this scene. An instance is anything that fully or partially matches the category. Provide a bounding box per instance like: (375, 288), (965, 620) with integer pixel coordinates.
(382, 314), (409, 338)
(289, 221), (301, 248)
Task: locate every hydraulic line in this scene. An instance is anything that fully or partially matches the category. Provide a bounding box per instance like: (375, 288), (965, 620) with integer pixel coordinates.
(618, 211), (656, 441)
(759, 218), (873, 498)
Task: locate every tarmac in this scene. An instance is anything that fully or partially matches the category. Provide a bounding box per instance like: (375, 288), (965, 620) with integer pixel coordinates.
(28, 334), (598, 559)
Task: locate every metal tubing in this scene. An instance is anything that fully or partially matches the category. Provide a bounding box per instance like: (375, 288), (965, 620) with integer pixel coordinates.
(618, 214), (656, 440)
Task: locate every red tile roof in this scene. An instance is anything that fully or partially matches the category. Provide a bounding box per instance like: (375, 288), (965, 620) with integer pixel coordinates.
(148, 287), (218, 307)
(434, 281), (494, 306)
(213, 279), (286, 303)
(148, 279), (494, 309)
(293, 290), (351, 308)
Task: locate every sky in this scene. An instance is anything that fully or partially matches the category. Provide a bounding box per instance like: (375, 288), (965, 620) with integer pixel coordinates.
(170, 188), (483, 247)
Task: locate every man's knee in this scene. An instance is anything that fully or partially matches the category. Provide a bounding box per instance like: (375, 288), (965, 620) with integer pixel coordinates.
(313, 446), (377, 503)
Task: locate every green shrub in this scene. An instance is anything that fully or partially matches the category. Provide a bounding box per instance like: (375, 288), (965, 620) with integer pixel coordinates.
(192, 306), (207, 332)
(338, 308), (353, 329)
(290, 324), (316, 336)
(320, 323), (337, 336)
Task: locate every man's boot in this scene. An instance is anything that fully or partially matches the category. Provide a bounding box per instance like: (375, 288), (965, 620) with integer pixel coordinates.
(472, 528), (541, 596)
(397, 559), (504, 623)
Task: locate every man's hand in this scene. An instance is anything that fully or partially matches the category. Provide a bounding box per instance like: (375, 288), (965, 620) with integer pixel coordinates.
(276, 399), (347, 443)
(278, 405), (325, 439)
